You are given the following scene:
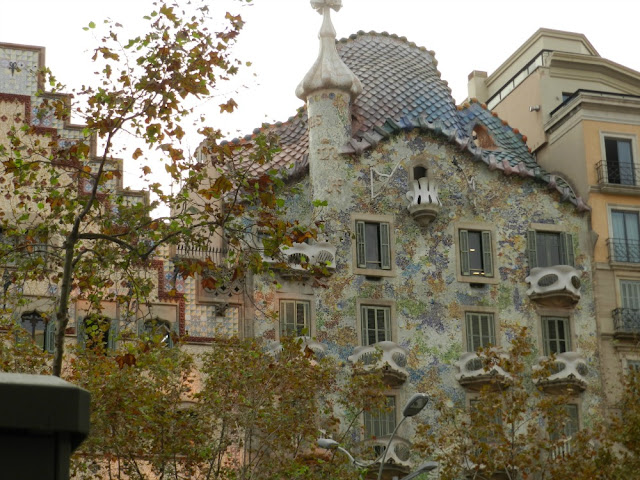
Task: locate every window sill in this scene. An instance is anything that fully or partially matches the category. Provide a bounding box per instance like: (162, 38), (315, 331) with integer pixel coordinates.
(593, 184), (640, 196)
(456, 273), (498, 285)
(354, 266), (395, 278)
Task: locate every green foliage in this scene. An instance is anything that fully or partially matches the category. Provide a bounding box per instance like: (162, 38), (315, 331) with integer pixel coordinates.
(68, 336), (385, 480)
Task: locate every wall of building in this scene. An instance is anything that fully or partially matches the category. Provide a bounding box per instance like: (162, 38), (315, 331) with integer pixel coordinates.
(252, 129), (602, 434)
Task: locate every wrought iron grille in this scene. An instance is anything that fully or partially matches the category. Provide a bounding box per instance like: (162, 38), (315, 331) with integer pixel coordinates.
(613, 308), (640, 334)
(607, 238), (640, 263)
(596, 160), (639, 186)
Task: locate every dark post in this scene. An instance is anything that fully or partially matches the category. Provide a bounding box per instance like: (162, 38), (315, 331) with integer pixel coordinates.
(0, 373), (90, 479)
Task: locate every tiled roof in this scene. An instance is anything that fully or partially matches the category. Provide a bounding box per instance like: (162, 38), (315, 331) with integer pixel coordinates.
(225, 32), (588, 211)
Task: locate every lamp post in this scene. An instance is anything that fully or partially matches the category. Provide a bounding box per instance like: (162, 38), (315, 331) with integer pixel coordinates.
(318, 393), (434, 480)
(376, 393), (430, 480)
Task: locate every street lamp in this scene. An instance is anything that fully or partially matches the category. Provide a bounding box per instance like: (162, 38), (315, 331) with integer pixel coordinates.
(317, 393), (433, 480)
(376, 393), (430, 480)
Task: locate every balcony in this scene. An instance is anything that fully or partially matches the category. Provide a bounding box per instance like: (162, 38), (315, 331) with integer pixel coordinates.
(348, 341), (408, 386)
(406, 177), (442, 226)
(174, 244), (228, 264)
(551, 438), (573, 460)
(266, 336), (326, 360)
(596, 160), (640, 194)
(607, 238), (640, 264)
(533, 352), (588, 394)
(455, 351), (511, 391)
(363, 436), (411, 475)
(613, 308), (640, 338)
(262, 242), (336, 277)
(525, 265), (581, 308)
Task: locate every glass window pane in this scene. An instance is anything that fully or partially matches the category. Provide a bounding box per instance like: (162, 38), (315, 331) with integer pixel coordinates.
(365, 223), (381, 269)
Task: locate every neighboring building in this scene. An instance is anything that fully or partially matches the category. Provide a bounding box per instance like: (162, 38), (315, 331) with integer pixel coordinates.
(212, 6), (602, 477)
(468, 28), (640, 408)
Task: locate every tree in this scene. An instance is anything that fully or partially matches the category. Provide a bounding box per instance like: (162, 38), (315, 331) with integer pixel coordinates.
(0, 0), (319, 376)
(68, 335), (387, 480)
(415, 327), (612, 480)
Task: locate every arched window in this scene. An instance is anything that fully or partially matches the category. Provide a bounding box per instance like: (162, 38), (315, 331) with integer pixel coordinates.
(141, 318), (174, 348)
(20, 311), (54, 352)
(413, 165), (427, 181)
(78, 315), (117, 352)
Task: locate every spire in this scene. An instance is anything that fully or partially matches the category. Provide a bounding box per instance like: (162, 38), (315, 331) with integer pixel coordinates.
(295, 0), (362, 101)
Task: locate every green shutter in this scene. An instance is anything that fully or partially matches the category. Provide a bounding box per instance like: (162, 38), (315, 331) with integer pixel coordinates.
(380, 222), (391, 270)
(356, 221), (367, 268)
(361, 305), (368, 345)
(108, 319), (118, 351)
(383, 306), (391, 342)
(45, 321), (55, 353)
(527, 230), (538, 269)
(459, 230), (470, 276)
(137, 318), (145, 337)
(560, 233), (575, 267)
(481, 231), (493, 277)
(77, 318), (86, 347)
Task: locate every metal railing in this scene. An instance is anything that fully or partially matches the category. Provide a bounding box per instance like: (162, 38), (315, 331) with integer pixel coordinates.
(607, 238), (640, 263)
(174, 244), (228, 263)
(613, 308), (640, 334)
(596, 160), (639, 186)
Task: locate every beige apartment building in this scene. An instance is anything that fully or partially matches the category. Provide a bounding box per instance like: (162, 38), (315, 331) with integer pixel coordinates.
(468, 28), (640, 406)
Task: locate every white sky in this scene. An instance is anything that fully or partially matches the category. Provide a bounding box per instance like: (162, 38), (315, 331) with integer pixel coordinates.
(3, 0), (640, 184)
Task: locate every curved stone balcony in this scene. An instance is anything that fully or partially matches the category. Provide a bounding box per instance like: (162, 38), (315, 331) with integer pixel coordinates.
(363, 436), (411, 474)
(266, 336), (327, 360)
(406, 177), (442, 226)
(455, 351), (511, 391)
(348, 341), (408, 386)
(262, 242), (336, 277)
(525, 265), (581, 308)
(533, 352), (588, 393)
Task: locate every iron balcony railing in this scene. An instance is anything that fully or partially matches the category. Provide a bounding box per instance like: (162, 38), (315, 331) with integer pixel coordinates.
(607, 238), (640, 263)
(613, 308), (640, 334)
(596, 160), (639, 186)
(174, 244), (228, 264)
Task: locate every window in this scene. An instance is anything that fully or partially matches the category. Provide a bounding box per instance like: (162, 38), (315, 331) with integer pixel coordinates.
(459, 230), (493, 277)
(361, 305), (391, 345)
(364, 396), (396, 439)
(541, 316), (571, 356)
(279, 300), (310, 337)
(611, 210), (640, 263)
(605, 138), (635, 185)
(465, 312), (496, 352)
(0, 228), (48, 266)
(550, 404), (579, 441)
(355, 220), (391, 272)
(527, 230), (574, 268)
(561, 91), (574, 103)
(627, 360), (640, 372)
(142, 318), (174, 347)
(78, 315), (117, 351)
(20, 311), (54, 353)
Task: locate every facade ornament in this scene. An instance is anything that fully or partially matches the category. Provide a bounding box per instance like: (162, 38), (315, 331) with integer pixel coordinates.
(296, 0), (362, 101)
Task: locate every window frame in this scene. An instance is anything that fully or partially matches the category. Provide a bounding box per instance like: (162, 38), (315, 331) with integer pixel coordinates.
(455, 223), (498, 285)
(18, 310), (54, 353)
(78, 315), (118, 352)
(352, 214), (395, 277)
(541, 315), (573, 356)
(527, 223), (575, 269)
(600, 132), (638, 186)
(464, 310), (497, 353)
(140, 318), (175, 348)
(279, 299), (311, 338)
(356, 299), (396, 346)
(550, 403), (580, 441)
(608, 207), (640, 264)
(363, 395), (398, 440)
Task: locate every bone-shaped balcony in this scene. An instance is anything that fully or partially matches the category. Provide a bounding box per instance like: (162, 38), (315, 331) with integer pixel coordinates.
(348, 341), (408, 386)
(525, 265), (581, 308)
(455, 351), (511, 391)
(262, 242), (336, 277)
(406, 177), (442, 226)
(362, 436), (411, 475)
(534, 352), (588, 393)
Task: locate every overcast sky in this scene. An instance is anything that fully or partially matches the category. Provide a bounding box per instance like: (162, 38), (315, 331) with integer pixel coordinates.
(3, 0), (640, 183)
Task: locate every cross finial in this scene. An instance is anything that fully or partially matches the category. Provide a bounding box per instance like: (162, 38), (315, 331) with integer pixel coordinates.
(310, 0), (342, 14)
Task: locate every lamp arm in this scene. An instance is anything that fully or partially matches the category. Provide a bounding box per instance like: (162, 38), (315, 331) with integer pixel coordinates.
(376, 415), (407, 480)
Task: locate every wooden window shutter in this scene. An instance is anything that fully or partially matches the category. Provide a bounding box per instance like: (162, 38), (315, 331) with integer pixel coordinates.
(77, 319), (86, 347)
(108, 319), (118, 351)
(45, 320), (55, 353)
(560, 232), (575, 267)
(356, 221), (367, 268)
(380, 222), (391, 270)
(481, 230), (493, 277)
(459, 229), (470, 275)
(527, 230), (538, 269)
